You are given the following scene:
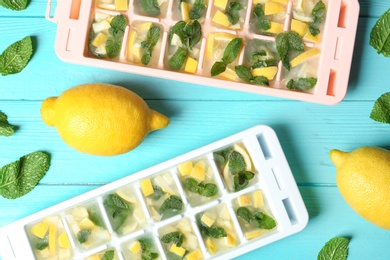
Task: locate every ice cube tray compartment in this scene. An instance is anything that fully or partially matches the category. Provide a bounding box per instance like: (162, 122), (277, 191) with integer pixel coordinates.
(0, 125), (308, 260)
(46, 0), (359, 104)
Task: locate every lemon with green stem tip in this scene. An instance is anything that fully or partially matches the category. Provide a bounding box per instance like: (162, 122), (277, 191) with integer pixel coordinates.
(41, 83), (169, 156)
(330, 146), (390, 230)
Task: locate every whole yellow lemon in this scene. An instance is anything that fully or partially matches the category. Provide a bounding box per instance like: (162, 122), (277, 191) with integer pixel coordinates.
(40, 83), (169, 156)
(330, 146), (390, 230)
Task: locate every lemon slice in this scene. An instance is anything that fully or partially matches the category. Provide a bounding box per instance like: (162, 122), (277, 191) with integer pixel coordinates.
(223, 163), (234, 190)
(303, 31), (321, 43)
(134, 21), (152, 32)
(265, 21), (284, 34)
(115, 0), (128, 11)
(264, 2), (284, 15)
(212, 10), (231, 28)
(127, 30), (137, 61)
(214, 0), (228, 10)
(293, 10), (313, 22)
(251, 66), (278, 80)
(291, 19), (308, 37)
(220, 67), (237, 81)
(233, 143), (253, 171)
(181, 2), (190, 21)
(290, 48), (320, 67)
(214, 32), (236, 41)
(206, 33), (215, 58)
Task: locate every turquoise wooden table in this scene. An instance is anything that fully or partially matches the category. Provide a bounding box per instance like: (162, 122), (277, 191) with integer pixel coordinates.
(1, 0), (390, 259)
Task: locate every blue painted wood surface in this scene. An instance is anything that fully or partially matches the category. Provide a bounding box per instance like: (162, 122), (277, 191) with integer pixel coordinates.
(1, 0), (390, 259)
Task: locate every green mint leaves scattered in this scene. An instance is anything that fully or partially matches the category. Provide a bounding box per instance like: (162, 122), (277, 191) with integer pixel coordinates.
(253, 4), (271, 31)
(0, 0), (28, 10)
(102, 250), (115, 260)
(309, 0), (326, 36)
(168, 21), (202, 70)
(141, 0), (161, 16)
(235, 65), (269, 86)
(317, 237), (349, 260)
(141, 26), (161, 65)
(161, 231), (184, 246)
(211, 38), (243, 76)
(226, 1), (243, 25)
(236, 207), (276, 230)
(370, 92), (390, 124)
(286, 77), (317, 91)
(103, 193), (133, 232)
(160, 195), (183, 215)
(0, 111), (16, 136)
(0, 151), (50, 199)
(370, 8), (390, 57)
(106, 14), (127, 58)
(0, 36), (33, 76)
(185, 177), (218, 197)
(276, 31), (304, 70)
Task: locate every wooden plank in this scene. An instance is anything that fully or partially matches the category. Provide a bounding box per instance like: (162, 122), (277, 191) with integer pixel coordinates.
(0, 186), (389, 259)
(0, 100), (388, 185)
(0, 17), (388, 102)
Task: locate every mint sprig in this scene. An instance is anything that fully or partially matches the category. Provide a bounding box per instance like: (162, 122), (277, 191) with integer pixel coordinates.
(0, 0), (28, 10)
(103, 193), (133, 232)
(0, 36), (33, 76)
(141, 26), (161, 65)
(370, 92), (390, 124)
(77, 229), (91, 244)
(0, 111), (16, 136)
(226, 1), (243, 26)
(160, 195), (183, 215)
(309, 0), (326, 36)
(161, 231), (184, 246)
(184, 177), (218, 197)
(236, 207), (276, 229)
(0, 151), (50, 199)
(139, 239), (159, 259)
(276, 31), (304, 70)
(286, 77), (317, 91)
(211, 37), (243, 76)
(168, 21), (202, 70)
(252, 3), (270, 31)
(369, 8), (390, 57)
(189, 0), (206, 20)
(106, 14), (127, 58)
(317, 237), (349, 260)
(102, 250), (115, 260)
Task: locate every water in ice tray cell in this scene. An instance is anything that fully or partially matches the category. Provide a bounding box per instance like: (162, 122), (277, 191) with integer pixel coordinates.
(133, 0), (169, 18)
(210, 0), (249, 31)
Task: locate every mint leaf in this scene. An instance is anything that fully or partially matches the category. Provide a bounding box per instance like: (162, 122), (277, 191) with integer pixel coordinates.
(161, 231), (184, 246)
(370, 8), (390, 57)
(223, 38), (243, 64)
(0, 36), (33, 76)
(198, 215), (227, 238)
(0, 0), (28, 10)
(233, 173), (248, 191)
(370, 92), (390, 124)
(211, 61), (227, 76)
(138, 238), (159, 259)
(77, 229), (91, 244)
(184, 177), (218, 197)
(189, 0), (206, 20)
(237, 207), (277, 229)
(186, 20), (202, 49)
(88, 206), (105, 228)
(141, 26), (161, 65)
(150, 185), (164, 200)
(0, 111), (15, 137)
(309, 0), (326, 36)
(226, 1), (243, 25)
(106, 38), (121, 58)
(228, 151), (246, 175)
(160, 195), (183, 214)
(168, 21), (187, 43)
(141, 0), (161, 16)
(318, 237), (349, 260)
(286, 77), (317, 91)
(169, 47), (188, 70)
(252, 76), (269, 86)
(109, 14), (126, 38)
(235, 65), (253, 82)
(276, 31), (304, 70)
(102, 250), (115, 260)
(103, 194), (133, 232)
(0, 151), (50, 199)
(253, 3), (271, 31)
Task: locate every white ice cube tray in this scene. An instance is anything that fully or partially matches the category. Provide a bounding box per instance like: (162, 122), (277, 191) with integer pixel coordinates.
(0, 125), (308, 260)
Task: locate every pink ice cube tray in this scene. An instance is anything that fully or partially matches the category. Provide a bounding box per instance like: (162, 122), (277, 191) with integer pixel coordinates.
(46, 0), (359, 104)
